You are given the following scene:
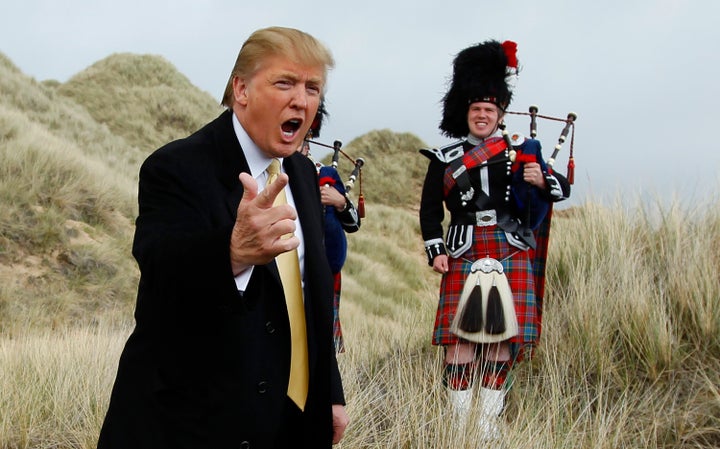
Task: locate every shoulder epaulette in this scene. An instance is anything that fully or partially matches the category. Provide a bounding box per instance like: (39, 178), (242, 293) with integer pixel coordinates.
(419, 140), (464, 163)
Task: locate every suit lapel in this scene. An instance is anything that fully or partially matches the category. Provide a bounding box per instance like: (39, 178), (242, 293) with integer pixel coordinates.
(284, 153), (324, 267)
(208, 110), (250, 219)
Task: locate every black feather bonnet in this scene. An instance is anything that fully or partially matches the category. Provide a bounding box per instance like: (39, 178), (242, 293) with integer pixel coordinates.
(440, 40), (519, 138)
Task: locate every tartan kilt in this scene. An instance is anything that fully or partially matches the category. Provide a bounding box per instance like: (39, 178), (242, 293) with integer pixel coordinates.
(332, 272), (345, 353)
(432, 225), (539, 352)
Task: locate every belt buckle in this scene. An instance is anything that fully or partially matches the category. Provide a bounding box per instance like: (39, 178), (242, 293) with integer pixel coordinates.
(475, 209), (497, 227)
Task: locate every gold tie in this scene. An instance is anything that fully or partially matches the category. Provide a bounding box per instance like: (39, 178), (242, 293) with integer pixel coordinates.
(266, 159), (309, 410)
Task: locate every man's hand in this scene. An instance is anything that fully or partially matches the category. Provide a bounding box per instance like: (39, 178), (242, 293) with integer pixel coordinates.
(320, 184), (347, 210)
(523, 162), (547, 188)
(230, 172), (299, 275)
(332, 404), (349, 444)
(432, 254), (449, 274)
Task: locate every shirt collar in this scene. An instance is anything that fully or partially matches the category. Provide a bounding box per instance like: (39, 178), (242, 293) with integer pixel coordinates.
(466, 129), (503, 146)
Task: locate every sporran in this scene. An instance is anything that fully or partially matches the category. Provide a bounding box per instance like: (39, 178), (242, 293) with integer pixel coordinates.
(450, 257), (518, 343)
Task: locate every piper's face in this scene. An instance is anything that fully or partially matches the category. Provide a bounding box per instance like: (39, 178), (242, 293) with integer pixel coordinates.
(233, 56), (324, 158)
(467, 102), (502, 139)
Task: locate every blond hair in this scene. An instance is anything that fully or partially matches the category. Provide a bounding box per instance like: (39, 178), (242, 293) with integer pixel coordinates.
(221, 27), (335, 107)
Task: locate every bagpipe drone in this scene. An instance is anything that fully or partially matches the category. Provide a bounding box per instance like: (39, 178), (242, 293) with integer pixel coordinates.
(304, 137), (366, 219)
(505, 105), (577, 186)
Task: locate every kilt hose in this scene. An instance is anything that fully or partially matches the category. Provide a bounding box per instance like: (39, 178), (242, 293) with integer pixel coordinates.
(433, 226), (539, 362)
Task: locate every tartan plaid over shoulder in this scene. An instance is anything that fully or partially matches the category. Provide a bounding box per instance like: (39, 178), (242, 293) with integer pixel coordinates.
(442, 137), (507, 196)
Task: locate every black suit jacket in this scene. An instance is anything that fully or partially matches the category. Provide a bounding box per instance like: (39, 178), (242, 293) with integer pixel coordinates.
(97, 110), (343, 449)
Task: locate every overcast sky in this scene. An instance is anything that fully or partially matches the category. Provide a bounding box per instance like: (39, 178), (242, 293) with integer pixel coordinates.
(2, 0), (719, 208)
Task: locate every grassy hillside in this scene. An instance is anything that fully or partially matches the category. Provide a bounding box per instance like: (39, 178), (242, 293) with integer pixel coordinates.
(57, 53), (222, 152)
(0, 51), (220, 333)
(1, 51), (719, 448)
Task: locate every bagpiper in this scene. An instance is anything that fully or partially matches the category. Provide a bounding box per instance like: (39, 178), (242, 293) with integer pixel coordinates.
(419, 39), (570, 444)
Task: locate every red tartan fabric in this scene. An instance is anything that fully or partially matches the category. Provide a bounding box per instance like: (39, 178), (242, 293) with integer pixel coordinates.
(332, 272), (345, 353)
(527, 206), (552, 349)
(432, 226), (539, 351)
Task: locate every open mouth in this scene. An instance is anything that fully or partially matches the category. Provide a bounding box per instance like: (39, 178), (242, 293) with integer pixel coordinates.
(281, 119), (302, 139)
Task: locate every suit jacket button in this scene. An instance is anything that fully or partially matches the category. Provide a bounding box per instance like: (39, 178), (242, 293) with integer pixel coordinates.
(265, 321), (275, 334)
(257, 381), (269, 394)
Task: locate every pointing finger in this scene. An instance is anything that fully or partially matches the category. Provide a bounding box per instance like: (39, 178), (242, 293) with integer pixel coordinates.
(255, 172), (289, 209)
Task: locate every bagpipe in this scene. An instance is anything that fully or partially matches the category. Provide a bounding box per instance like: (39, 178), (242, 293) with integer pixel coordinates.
(504, 105), (578, 185)
(305, 138), (366, 218)
(502, 105), (578, 240)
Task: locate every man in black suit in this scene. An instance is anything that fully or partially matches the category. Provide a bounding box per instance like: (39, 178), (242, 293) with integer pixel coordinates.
(97, 26), (348, 448)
